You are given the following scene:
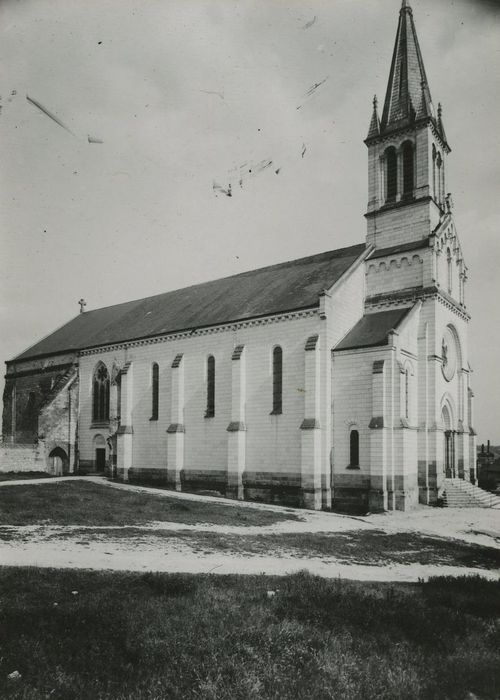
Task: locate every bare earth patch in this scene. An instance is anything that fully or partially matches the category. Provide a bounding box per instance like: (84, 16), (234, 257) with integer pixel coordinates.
(1, 478), (499, 582)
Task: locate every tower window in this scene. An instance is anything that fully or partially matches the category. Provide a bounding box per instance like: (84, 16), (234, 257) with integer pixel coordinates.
(205, 355), (215, 417)
(447, 248), (452, 294)
(349, 429), (359, 468)
(271, 346), (283, 414)
(385, 147), (397, 201)
(402, 141), (414, 196)
(151, 363), (159, 420)
(92, 363), (110, 422)
(436, 152), (443, 205)
(405, 369), (410, 420)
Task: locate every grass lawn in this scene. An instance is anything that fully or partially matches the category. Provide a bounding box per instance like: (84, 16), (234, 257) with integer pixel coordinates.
(0, 481), (299, 527)
(0, 472), (53, 482)
(0, 568), (499, 699)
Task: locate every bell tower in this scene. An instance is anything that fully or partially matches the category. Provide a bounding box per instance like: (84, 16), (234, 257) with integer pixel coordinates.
(365, 0), (450, 250)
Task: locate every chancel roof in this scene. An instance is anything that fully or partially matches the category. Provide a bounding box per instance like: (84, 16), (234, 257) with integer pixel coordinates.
(334, 307), (412, 351)
(12, 243), (366, 362)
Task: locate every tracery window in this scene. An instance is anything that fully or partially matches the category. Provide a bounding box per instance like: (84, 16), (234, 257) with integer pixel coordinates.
(92, 363), (110, 422)
(205, 355), (215, 418)
(271, 346), (283, 414)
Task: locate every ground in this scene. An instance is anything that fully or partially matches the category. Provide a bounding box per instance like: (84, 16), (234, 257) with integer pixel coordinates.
(1, 476), (499, 699)
(0, 476), (499, 582)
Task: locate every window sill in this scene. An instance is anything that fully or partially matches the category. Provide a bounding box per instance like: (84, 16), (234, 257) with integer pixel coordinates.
(149, 417), (159, 422)
(91, 421), (110, 429)
(204, 413), (215, 419)
(270, 410), (282, 416)
(346, 464), (360, 470)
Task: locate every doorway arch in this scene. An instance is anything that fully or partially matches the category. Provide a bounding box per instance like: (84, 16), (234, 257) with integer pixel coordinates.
(48, 447), (68, 476)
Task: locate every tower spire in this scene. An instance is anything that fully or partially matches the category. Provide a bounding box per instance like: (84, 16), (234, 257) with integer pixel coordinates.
(379, 0), (434, 135)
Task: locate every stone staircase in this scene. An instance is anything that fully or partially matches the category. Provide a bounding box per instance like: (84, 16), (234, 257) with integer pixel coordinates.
(442, 478), (500, 509)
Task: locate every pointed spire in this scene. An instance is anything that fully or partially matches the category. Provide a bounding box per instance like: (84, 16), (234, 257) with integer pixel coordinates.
(380, 1), (433, 133)
(366, 95), (381, 139)
(437, 102), (448, 143)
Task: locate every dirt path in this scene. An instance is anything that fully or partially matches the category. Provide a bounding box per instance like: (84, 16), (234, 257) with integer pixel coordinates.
(1, 476), (499, 582)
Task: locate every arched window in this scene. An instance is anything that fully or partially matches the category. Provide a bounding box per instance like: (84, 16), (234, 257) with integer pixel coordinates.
(402, 141), (414, 197)
(405, 369), (410, 420)
(385, 147), (397, 201)
(151, 363), (159, 420)
(436, 152), (443, 205)
(205, 355), (215, 417)
(272, 346), (283, 414)
(349, 429), (359, 468)
(447, 248), (452, 294)
(92, 363), (110, 422)
(432, 144), (437, 198)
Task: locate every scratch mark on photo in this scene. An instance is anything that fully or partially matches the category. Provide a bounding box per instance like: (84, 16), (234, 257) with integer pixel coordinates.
(26, 95), (74, 135)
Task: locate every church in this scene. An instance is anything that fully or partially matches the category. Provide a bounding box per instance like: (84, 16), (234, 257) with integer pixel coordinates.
(2, 1), (476, 512)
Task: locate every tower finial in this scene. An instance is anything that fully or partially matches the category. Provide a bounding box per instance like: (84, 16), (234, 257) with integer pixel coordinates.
(366, 94), (380, 140)
(78, 298), (87, 314)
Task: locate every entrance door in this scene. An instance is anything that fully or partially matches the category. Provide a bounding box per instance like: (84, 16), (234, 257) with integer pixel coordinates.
(52, 455), (63, 476)
(444, 430), (455, 478)
(95, 448), (106, 472)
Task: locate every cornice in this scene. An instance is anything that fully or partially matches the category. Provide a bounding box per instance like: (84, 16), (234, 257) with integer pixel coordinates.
(79, 308), (318, 358)
(365, 286), (470, 321)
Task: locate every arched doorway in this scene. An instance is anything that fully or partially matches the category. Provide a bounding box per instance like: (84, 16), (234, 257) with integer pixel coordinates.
(441, 405), (455, 478)
(93, 434), (107, 473)
(48, 447), (68, 476)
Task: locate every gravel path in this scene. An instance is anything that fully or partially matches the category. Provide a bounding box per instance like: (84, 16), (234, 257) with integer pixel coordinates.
(1, 475), (499, 582)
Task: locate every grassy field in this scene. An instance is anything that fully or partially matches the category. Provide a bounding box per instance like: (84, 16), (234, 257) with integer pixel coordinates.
(0, 481), (299, 527)
(0, 568), (499, 699)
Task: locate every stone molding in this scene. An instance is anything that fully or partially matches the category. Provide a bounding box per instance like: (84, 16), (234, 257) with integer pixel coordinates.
(166, 423), (185, 433)
(171, 354), (183, 368)
(231, 345), (245, 360)
(226, 421), (246, 432)
(300, 418), (320, 430)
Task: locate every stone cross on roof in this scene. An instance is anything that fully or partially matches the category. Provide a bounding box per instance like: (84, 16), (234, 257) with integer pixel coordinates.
(78, 298), (87, 314)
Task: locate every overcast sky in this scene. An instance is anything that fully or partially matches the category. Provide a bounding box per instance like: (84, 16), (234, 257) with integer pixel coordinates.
(1, 0), (499, 443)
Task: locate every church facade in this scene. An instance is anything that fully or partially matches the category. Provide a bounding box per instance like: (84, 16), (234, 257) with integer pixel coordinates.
(2, 2), (476, 512)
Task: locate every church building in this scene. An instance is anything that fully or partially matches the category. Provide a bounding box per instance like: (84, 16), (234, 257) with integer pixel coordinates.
(2, 1), (476, 512)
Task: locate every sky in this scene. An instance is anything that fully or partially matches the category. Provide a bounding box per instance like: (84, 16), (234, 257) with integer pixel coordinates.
(0, 0), (499, 443)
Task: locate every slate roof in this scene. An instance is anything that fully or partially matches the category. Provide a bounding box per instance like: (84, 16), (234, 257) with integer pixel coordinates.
(12, 243), (366, 362)
(334, 307), (412, 351)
